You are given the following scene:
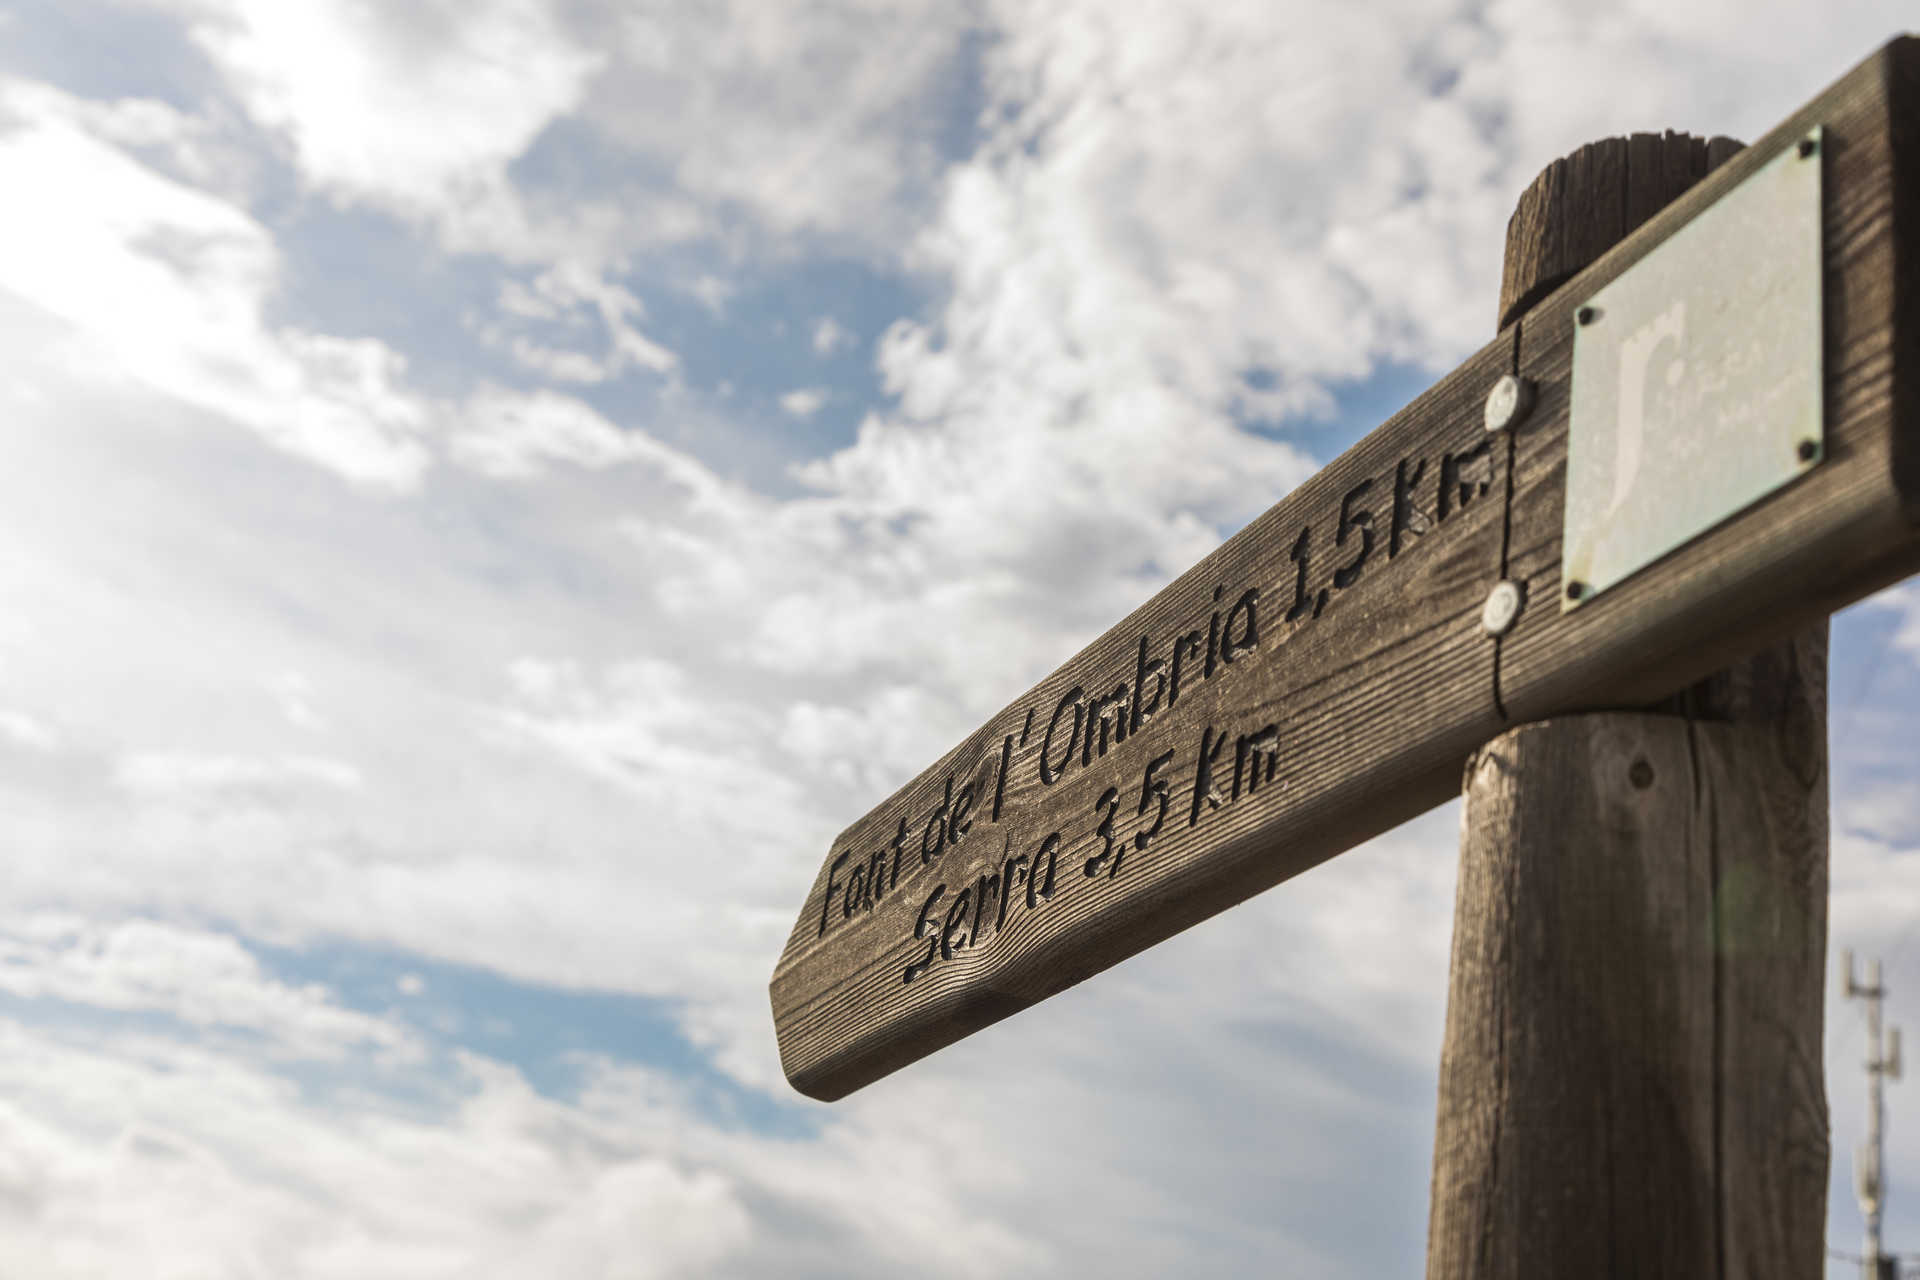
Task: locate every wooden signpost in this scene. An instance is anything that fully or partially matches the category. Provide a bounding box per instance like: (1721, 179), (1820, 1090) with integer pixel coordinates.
(771, 36), (1920, 1106)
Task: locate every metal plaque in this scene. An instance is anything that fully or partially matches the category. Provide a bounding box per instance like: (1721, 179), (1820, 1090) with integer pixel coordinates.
(1562, 127), (1825, 611)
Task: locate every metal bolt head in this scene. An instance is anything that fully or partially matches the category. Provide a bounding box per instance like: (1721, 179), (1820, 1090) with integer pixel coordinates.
(1576, 305), (1598, 326)
(1480, 579), (1526, 637)
(1797, 437), (1820, 463)
(1483, 374), (1536, 434)
(1565, 579), (1586, 603)
(1798, 137), (1818, 159)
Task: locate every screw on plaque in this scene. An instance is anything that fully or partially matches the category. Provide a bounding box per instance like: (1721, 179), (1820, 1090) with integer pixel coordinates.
(1797, 438), (1820, 462)
(1565, 580), (1587, 602)
(1483, 375), (1537, 434)
(1480, 579), (1527, 637)
(1798, 137), (1818, 159)
(1576, 305), (1599, 326)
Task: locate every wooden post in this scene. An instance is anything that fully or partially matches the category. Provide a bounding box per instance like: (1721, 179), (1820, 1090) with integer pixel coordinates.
(1425, 135), (1832, 1278)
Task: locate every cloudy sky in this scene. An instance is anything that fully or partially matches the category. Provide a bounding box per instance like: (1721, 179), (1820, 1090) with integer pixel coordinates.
(2, 1), (1919, 1276)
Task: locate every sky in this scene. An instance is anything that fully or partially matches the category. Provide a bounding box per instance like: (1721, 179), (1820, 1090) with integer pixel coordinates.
(1, 1), (1918, 1276)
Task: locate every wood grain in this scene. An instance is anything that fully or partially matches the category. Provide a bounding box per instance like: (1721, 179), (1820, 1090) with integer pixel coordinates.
(1498, 132), (1745, 331)
(1435, 117), (1831, 1279)
(1426, 661), (1828, 1278)
(772, 36), (1920, 1102)
(1497, 38), (1920, 720)
(772, 337), (1513, 1099)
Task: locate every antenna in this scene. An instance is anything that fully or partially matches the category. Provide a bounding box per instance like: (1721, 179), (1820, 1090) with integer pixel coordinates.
(1848, 953), (1902, 1280)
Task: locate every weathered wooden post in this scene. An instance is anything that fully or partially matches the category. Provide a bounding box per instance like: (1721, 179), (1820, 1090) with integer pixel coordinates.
(1425, 136), (1832, 1279)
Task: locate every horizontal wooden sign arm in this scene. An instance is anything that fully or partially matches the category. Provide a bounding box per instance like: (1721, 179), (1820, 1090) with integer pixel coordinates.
(771, 35), (1920, 1103)
(772, 335), (1518, 1100)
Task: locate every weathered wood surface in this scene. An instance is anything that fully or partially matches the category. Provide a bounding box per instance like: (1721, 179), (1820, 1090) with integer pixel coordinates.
(1425, 652), (1829, 1277)
(1498, 131), (1745, 330)
(772, 36), (1920, 1102)
(775, 336), (1515, 1100)
(1497, 38), (1920, 718)
(1428, 129), (1829, 1280)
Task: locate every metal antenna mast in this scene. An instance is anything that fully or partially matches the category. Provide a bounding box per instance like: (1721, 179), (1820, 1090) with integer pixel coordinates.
(1848, 950), (1904, 1280)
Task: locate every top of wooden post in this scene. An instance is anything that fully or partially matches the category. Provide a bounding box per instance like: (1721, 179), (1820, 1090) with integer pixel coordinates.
(1498, 131), (1747, 330)
(1497, 128), (1834, 733)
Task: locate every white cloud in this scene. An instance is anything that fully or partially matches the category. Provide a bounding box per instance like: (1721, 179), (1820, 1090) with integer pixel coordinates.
(493, 655), (818, 854)
(448, 387), (716, 486)
(8, 5), (1920, 1274)
(167, 0), (603, 223)
(811, 316), (856, 356)
(1865, 581), (1920, 665)
(127, 0), (977, 271)
(480, 267), (680, 386)
(0, 709), (56, 751)
(0, 79), (433, 491)
(267, 673), (329, 732)
(0, 872), (1452, 1276)
(43, 90), (270, 212)
(0, 1025), (755, 1280)
(778, 387), (828, 418)
(576, 0), (981, 254)
(0, 916), (413, 1062)
(507, 338), (612, 384)
(114, 752), (364, 796)
(690, 274), (734, 315)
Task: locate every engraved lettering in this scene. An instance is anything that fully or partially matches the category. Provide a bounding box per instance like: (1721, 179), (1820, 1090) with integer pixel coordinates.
(1333, 478), (1374, 590)
(1086, 786), (1121, 878)
(1286, 525), (1327, 622)
(940, 888), (972, 961)
(1082, 684), (1129, 767)
(1131, 635), (1166, 733)
(992, 732), (1014, 822)
(903, 884), (944, 983)
(844, 862), (869, 916)
(1232, 724), (1280, 801)
(1040, 687), (1084, 785)
(997, 846), (1028, 931)
(971, 870), (999, 942)
(1189, 726), (1230, 826)
(1169, 630), (1203, 706)
(1220, 589), (1259, 663)
(1439, 441), (1493, 519)
(950, 780), (976, 842)
(1134, 748), (1175, 853)
(1205, 584), (1224, 678)
(920, 776), (953, 865)
(1026, 833), (1060, 908)
(1390, 456), (1429, 557)
(818, 850), (850, 938)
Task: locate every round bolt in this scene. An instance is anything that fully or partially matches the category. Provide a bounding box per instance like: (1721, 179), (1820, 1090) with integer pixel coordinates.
(1480, 579), (1527, 637)
(1576, 305), (1598, 326)
(1483, 374), (1537, 434)
(1798, 137), (1818, 159)
(1565, 579), (1586, 602)
(1629, 758), (1655, 790)
(1797, 437), (1819, 462)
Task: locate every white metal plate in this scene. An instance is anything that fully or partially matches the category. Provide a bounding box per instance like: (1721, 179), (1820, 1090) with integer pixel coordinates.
(1562, 127), (1825, 611)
